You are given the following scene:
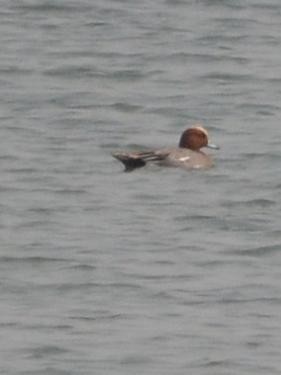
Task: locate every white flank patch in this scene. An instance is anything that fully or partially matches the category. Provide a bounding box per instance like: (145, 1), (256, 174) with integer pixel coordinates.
(179, 156), (190, 162)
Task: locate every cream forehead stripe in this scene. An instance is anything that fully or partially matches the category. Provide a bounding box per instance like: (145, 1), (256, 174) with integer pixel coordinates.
(193, 126), (208, 138)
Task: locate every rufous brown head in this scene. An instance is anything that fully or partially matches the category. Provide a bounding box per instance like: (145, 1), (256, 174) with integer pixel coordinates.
(179, 126), (219, 151)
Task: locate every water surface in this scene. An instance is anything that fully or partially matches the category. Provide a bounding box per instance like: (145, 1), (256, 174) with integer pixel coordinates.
(1, 0), (281, 374)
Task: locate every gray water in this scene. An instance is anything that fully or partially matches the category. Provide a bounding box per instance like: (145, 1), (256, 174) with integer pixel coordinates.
(1, 0), (281, 374)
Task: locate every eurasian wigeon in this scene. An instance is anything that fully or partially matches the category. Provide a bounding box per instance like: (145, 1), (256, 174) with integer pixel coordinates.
(112, 125), (219, 171)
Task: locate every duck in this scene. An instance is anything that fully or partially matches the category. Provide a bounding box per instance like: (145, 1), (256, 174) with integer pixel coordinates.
(112, 125), (219, 171)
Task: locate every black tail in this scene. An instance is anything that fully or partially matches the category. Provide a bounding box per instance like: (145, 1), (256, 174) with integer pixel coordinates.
(112, 151), (164, 172)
